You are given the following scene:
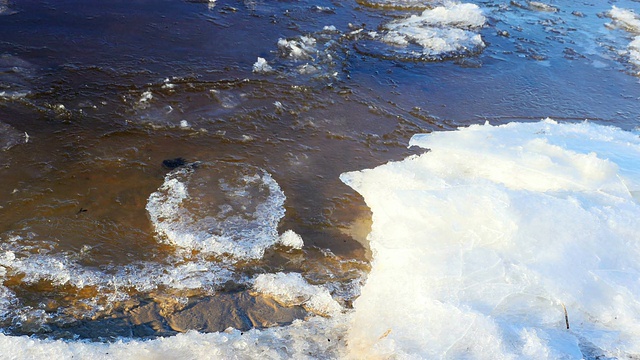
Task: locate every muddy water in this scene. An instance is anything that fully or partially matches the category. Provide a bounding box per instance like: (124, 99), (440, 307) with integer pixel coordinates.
(1, 0), (640, 341)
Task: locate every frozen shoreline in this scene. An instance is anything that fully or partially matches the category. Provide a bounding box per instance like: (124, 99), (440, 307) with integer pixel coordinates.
(3, 120), (640, 359)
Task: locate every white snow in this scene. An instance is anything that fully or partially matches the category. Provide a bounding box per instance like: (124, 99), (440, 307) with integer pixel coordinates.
(340, 119), (640, 358)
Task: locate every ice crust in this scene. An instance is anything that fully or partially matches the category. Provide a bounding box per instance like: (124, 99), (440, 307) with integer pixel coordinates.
(527, 1), (558, 13)
(3, 121), (640, 358)
(0, 247), (236, 296)
(146, 162), (286, 260)
(0, 162), (292, 326)
(607, 7), (640, 71)
(259, 1), (486, 75)
(609, 6), (640, 32)
(341, 119), (640, 359)
(253, 272), (342, 316)
(0, 315), (349, 359)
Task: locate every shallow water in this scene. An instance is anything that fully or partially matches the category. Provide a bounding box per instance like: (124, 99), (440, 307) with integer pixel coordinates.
(1, 0), (640, 357)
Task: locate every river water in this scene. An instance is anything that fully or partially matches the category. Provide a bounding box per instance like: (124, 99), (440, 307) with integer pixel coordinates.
(1, 0), (640, 358)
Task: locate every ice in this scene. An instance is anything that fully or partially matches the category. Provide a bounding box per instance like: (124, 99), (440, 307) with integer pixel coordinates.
(252, 272), (342, 316)
(340, 119), (640, 358)
(0, 159), (295, 337)
(375, 2), (486, 60)
(356, 0), (436, 10)
(607, 7), (640, 73)
(139, 90), (152, 104)
(527, 1), (558, 13)
(391, 3), (486, 29)
(0, 242), (236, 295)
(381, 27), (484, 56)
(0, 91), (29, 100)
(608, 7), (640, 33)
(277, 37), (317, 61)
(0, 122), (27, 151)
(630, 37), (640, 67)
(0, 286), (16, 319)
(0, 162), (287, 326)
(252, 57), (273, 73)
(146, 162), (286, 260)
(277, 230), (304, 249)
(269, 3), (486, 71)
(0, 315), (348, 359)
(274, 34), (340, 78)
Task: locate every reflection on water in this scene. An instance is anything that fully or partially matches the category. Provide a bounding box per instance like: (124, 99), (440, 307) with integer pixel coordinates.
(0, 0), (639, 348)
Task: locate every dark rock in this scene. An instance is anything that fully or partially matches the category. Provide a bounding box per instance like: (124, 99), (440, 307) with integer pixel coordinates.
(162, 157), (187, 169)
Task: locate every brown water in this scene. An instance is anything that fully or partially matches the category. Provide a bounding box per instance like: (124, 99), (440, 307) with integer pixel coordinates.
(1, 0), (640, 341)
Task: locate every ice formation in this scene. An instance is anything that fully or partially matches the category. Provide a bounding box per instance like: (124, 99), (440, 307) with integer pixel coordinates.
(253, 272), (342, 316)
(607, 7), (640, 71)
(277, 37), (318, 61)
(146, 162), (286, 259)
(630, 37), (640, 67)
(0, 245), (236, 294)
(341, 119), (640, 359)
(0, 162), (289, 328)
(2, 120), (640, 358)
(0, 315), (349, 359)
(378, 2), (486, 59)
(252, 57), (273, 73)
(277, 230), (304, 249)
(609, 6), (640, 32)
(527, 1), (558, 13)
(356, 0), (434, 10)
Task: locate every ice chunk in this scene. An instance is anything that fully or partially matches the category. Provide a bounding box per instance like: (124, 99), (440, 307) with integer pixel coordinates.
(381, 27), (484, 57)
(372, 2), (486, 60)
(392, 3), (486, 29)
(0, 286), (17, 319)
(356, 0), (435, 10)
(527, 1), (559, 13)
(4, 120), (640, 358)
(277, 230), (304, 249)
(0, 314), (348, 358)
(253, 272), (341, 316)
(146, 162), (286, 260)
(252, 57), (273, 73)
(139, 90), (153, 103)
(277, 36), (317, 60)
